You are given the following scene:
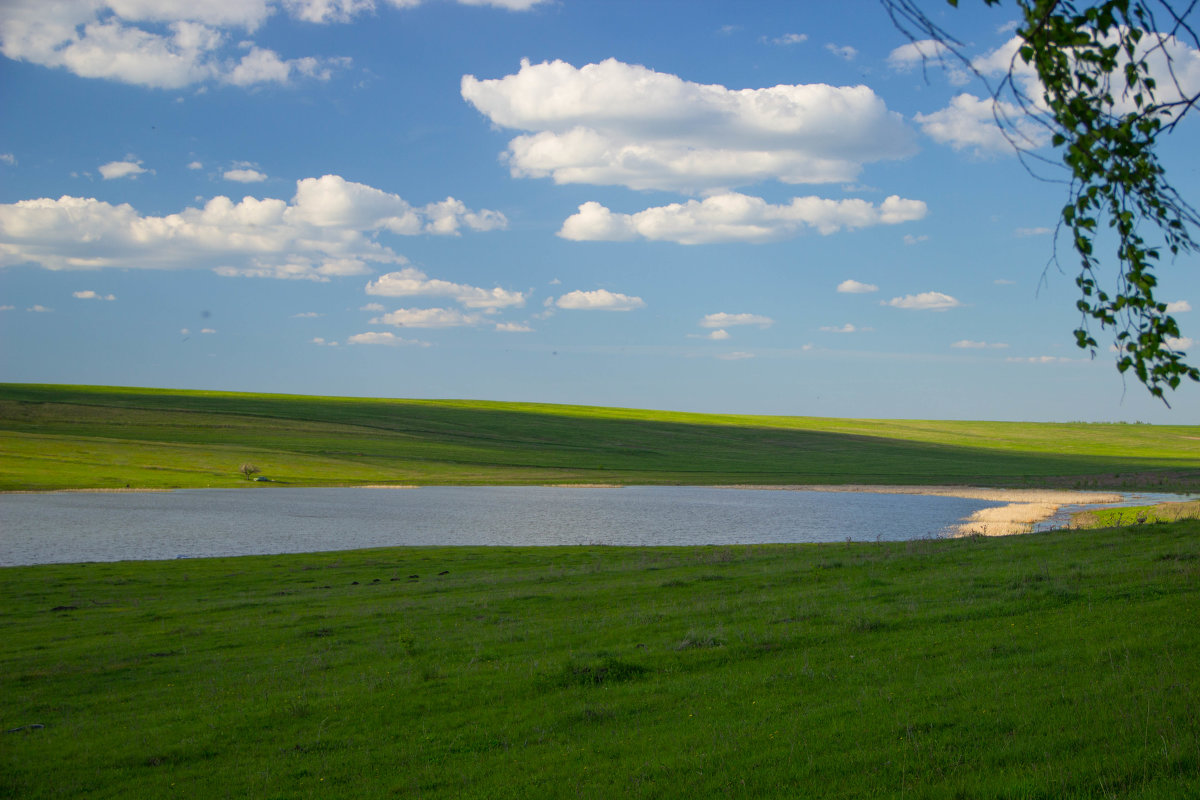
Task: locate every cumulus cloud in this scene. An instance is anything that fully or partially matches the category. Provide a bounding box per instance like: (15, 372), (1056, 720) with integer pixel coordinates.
(916, 31), (1200, 155)
(224, 168), (267, 183)
(820, 323), (870, 333)
(1167, 336), (1194, 351)
(1166, 300), (1192, 313)
(365, 267), (524, 309)
(952, 339), (1009, 349)
(689, 328), (731, 341)
(495, 321), (532, 332)
(769, 33), (808, 46)
(27, 304), (53, 312)
(884, 291), (962, 311)
(292, 311), (322, 318)
(559, 193), (926, 244)
(914, 93), (1051, 154)
(700, 312), (773, 329)
(886, 38), (968, 84)
(0, 1), (352, 89)
(555, 289), (645, 311)
(311, 336), (339, 346)
(73, 290), (116, 300)
(371, 307), (484, 328)
(1015, 226), (1053, 237)
(347, 331), (431, 346)
(1, 153), (18, 165)
(716, 351), (754, 360)
(0, 175), (504, 280)
(99, 159), (150, 180)
(903, 234), (929, 245)
(187, 161), (203, 170)
(836, 279), (877, 294)
(462, 58), (917, 193)
(1006, 355), (1081, 364)
(825, 43), (857, 61)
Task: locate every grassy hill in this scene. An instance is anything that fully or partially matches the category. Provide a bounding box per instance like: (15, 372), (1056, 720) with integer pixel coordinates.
(2, 383), (1198, 491)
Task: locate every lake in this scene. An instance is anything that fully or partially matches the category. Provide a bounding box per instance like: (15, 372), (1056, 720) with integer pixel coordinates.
(0, 486), (1174, 566)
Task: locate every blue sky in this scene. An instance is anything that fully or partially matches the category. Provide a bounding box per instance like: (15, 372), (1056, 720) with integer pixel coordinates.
(1, 0), (1197, 422)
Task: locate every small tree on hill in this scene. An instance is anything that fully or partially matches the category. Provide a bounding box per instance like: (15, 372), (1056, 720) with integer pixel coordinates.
(239, 463), (261, 480)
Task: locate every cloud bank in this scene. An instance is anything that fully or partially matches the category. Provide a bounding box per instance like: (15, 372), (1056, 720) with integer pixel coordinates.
(462, 58), (917, 193)
(0, 174), (505, 280)
(559, 193), (926, 244)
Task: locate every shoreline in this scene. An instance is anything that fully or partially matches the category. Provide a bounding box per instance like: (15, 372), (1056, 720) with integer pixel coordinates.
(719, 484), (1125, 536)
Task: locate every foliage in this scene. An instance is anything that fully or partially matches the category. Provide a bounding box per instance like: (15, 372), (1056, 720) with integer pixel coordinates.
(883, 0), (1200, 402)
(238, 462), (260, 480)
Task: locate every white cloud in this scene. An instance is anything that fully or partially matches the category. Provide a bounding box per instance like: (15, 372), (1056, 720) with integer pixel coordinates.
(820, 323), (871, 333)
(716, 351), (754, 360)
(311, 336), (339, 346)
(0, 153), (16, 165)
(365, 267), (524, 309)
(903, 234), (929, 245)
(555, 289), (645, 311)
(360, 302), (384, 312)
(973, 32), (1200, 120)
(1015, 226), (1053, 237)
(462, 58), (917, 193)
(994, 278), (1016, 285)
(1166, 300), (1192, 313)
(99, 159), (149, 180)
(224, 168), (267, 183)
(495, 321), (532, 332)
(73, 290), (116, 300)
(291, 311), (322, 318)
(769, 33), (808, 46)
(0, 175), (504, 280)
(0, 1), (348, 89)
(1006, 355), (1081, 364)
(689, 328), (731, 341)
(884, 291), (962, 311)
(187, 161), (203, 170)
(1167, 336), (1194, 351)
(700, 312), (773, 329)
(200, 327), (216, 334)
(559, 193), (927, 244)
(372, 307), (484, 327)
(27, 304), (53, 312)
(836, 279), (877, 294)
(952, 339), (1009, 349)
(886, 39), (968, 84)
(825, 43), (857, 61)
(914, 93), (1051, 154)
(347, 331), (431, 346)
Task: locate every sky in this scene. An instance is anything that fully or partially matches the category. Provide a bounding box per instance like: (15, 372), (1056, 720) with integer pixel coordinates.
(1, 0), (1198, 423)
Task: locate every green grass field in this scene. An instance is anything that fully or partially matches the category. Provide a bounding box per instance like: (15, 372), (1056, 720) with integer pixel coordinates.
(3, 523), (1198, 798)
(3, 383), (1199, 491)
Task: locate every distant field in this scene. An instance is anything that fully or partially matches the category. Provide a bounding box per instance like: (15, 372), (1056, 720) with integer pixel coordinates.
(1, 383), (1198, 491)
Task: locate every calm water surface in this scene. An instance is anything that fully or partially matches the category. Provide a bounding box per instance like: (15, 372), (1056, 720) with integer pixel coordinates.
(0, 486), (1180, 566)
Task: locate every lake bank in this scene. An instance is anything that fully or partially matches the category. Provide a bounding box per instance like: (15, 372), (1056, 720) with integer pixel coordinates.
(720, 484), (1127, 535)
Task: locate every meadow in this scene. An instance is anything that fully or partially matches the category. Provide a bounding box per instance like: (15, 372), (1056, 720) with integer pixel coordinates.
(2, 383), (1198, 491)
(2, 522), (1198, 798)
(4, 383), (1199, 797)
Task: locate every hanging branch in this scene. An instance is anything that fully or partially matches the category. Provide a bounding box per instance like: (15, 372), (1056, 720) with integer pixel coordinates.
(884, 0), (1200, 402)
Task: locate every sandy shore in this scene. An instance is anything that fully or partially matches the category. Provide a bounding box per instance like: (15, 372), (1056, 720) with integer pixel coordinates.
(720, 484), (1125, 536)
